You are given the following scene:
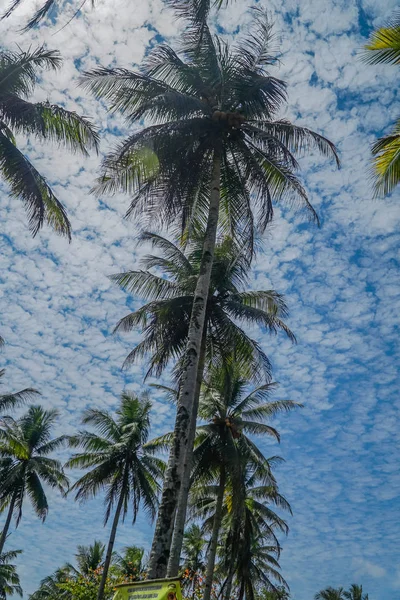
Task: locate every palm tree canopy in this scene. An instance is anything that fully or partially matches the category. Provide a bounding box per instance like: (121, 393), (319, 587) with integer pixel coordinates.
(0, 405), (68, 524)
(68, 541), (105, 576)
(181, 524), (206, 572)
(0, 549), (22, 600)
(82, 8), (339, 249)
(0, 369), (40, 415)
(112, 546), (146, 582)
(149, 363), (300, 484)
(315, 588), (345, 600)
(0, 46), (99, 238)
(188, 363), (301, 482)
(112, 232), (295, 380)
(363, 12), (400, 196)
(66, 393), (165, 525)
(363, 12), (400, 65)
(343, 584), (368, 600)
(190, 460), (290, 599)
(28, 567), (71, 600)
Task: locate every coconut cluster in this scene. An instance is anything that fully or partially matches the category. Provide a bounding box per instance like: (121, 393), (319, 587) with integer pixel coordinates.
(211, 110), (246, 128)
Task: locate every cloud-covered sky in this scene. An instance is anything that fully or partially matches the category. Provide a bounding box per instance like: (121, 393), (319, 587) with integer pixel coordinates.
(0, 0), (399, 599)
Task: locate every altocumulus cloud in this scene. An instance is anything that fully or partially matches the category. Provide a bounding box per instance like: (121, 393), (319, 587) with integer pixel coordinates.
(0, 0), (399, 599)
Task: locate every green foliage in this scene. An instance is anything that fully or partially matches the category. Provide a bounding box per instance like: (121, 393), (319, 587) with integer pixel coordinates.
(58, 572), (114, 600)
(112, 232), (294, 380)
(82, 8), (338, 250)
(0, 369), (39, 416)
(0, 46), (99, 238)
(66, 392), (164, 524)
(0, 405), (68, 526)
(0, 550), (22, 599)
(363, 11), (400, 196)
(111, 546), (146, 582)
(315, 585), (369, 600)
(257, 587), (290, 600)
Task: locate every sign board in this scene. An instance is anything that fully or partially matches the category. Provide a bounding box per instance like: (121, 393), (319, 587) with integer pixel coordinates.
(113, 578), (182, 600)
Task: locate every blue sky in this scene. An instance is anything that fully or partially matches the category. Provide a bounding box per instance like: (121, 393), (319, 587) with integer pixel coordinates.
(0, 0), (399, 599)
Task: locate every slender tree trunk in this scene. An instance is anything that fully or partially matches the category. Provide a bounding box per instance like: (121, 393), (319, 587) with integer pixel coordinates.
(148, 145), (222, 579)
(0, 493), (16, 554)
(166, 328), (207, 577)
(223, 570), (234, 600)
(97, 492), (124, 600)
(238, 580), (245, 600)
(203, 466), (226, 600)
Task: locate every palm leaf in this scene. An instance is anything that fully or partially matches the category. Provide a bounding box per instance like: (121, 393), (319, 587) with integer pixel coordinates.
(0, 132), (71, 238)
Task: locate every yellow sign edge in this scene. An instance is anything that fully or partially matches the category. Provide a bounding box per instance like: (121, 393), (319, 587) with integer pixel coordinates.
(114, 578), (181, 590)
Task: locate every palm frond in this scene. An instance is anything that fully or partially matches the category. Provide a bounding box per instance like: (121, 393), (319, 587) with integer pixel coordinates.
(0, 132), (71, 239)
(363, 12), (400, 65)
(371, 118), (400, 196)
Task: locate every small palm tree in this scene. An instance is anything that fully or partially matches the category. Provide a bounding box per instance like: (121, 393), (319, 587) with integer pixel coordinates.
(0, 46), (99, 238)
(191, 455), (291, 600)
(82, 10), (338, 576)
(66, 541), (105, 577)
(66, 393), (165, 600)
(181, 524), (206, 598)
(315, 588), (345, 600)
(343, 585), (368, 600)
(29, 542), (105, 600)
(0, 549), (22, 600)
(112, 546), (146, 583)
(0, 406), (68, 554)
(0, 369), (39, 415)
(363, 12), (400, 195)
(235, 535), (286, 600)
(29, 567), (71, 600)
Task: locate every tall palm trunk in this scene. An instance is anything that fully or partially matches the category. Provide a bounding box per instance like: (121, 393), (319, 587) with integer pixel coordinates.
(97, 490), (125, 600)
(166, 328), (207, 577)
(238, 579), (245, 600)
(148, 144), (222, 579)
(203, 465), (226, 600)
(0, 493), (16, 554)
(223, 571), (234, 600)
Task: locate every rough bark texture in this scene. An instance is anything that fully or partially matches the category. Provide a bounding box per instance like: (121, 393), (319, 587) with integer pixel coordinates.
(97, 491), (125, 600)
(0, 493), (16, 554)
(147, 146), (222, 579)
(203, 466), (226, 600)
(166, 329), (207, 576)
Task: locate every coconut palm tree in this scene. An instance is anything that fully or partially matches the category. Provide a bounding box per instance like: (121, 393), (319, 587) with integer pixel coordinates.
(315, 589), (345, 600)
(343, 585), (368, 600)
(112, 546), (146, 583)
(29, 542), (105, 600)
(82, 9), (338, 576)
(151, 362), (298, 592)
(66, 392), (165, 600)
(0, 549), (22, 600)
(112, 232), (294, 379)
(0, 46), (98, 238)
(189, 460), (290, 600)
(66, 541), (105, 577)
(235, 535), (286, 600)
(29, 567), (71, 600)
(363, 11), (400, 196)
(0, 406), (68, 554)
(112, 231), (294, 576)
(0, 369), (39, 416)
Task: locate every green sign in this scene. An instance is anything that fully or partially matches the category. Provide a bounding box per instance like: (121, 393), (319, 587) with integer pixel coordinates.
(113, 579), (182, 600)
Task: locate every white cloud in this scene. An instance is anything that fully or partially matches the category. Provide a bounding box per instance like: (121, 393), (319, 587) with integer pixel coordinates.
(0, 0), (399, 599)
